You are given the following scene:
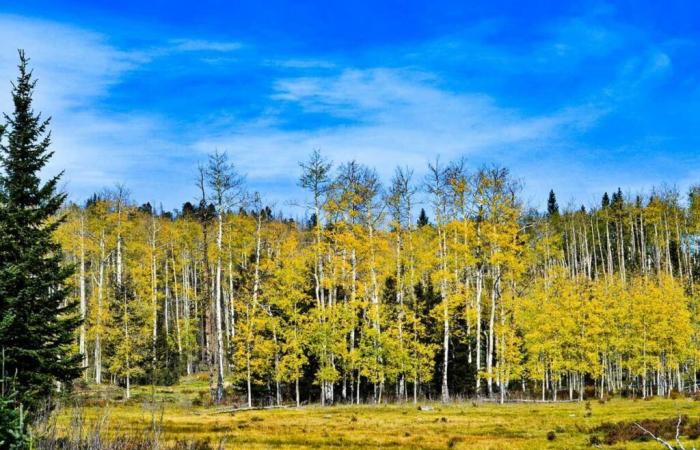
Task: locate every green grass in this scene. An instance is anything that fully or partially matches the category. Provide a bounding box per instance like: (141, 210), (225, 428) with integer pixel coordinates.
(52, 378), (700, 449)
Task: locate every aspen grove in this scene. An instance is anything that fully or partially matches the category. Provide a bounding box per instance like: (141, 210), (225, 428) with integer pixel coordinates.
(55, 150), (700, 405)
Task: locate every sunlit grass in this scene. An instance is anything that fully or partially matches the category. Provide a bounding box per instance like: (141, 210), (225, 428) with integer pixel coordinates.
(52, 378), (700, 449)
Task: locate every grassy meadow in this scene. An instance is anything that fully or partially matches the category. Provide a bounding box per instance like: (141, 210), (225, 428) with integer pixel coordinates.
(42, 376), (700, 449)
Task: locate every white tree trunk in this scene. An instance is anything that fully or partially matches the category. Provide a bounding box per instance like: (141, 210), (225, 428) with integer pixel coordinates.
(151, 215), (158, 376)
(214, 214), (225, 402)
(79, 215), (88, 378)
(95, 232), (105, 385)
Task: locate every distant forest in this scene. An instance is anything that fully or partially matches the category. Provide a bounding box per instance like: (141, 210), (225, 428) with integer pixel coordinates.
(56, 147), (699, 406)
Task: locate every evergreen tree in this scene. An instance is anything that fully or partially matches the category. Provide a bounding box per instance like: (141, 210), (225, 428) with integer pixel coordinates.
(601, 192), (610, 209)
(180, 201), (196, 217)
(306, 212), (317, 229)
(417, 208), (429, 227)
(0, 51), (81, 409)
(611, 187), (624, 210)
(0, 390), (29, 449)
(546, 189), (559, 216)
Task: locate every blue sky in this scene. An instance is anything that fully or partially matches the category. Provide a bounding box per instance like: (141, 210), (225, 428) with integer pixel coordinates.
(1, 1), (699, 213)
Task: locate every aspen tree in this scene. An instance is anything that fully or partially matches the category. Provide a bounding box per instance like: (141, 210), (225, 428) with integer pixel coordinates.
(298, 150), (335, 404)
(206, 151), (245, 403)
(426, 159), (451, 403)
(46, 155), (700, 405)
(56, 206), (90, 377)
(271, 229), (310, 406)
(386, 167), (416, 400)
(85, 199), (112, 385)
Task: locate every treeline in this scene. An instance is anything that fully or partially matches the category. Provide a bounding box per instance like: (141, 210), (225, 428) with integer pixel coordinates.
(56, 151), (700, 405)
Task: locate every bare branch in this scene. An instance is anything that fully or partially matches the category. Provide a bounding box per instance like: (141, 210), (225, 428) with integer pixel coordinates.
(633, 422), (676, 450)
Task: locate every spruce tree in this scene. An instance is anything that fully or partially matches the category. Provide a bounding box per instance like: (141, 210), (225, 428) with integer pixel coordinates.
(0, 51), (81, 409)
(547, 189), (559, 216)
(611, 187), (623, 210)
(417, 208), (429, 227)
(601, 192), (610, 209)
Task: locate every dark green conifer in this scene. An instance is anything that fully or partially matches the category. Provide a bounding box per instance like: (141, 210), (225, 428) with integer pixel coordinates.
(547, 189), (559, 217)
(611, 187), (624, 210)
(417, 208), (429, 227)
(0, 51), (81, 410)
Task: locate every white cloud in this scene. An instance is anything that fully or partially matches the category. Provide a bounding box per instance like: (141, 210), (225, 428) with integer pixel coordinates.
(0, 12), (682, 213)
(0, 14), (142, 111)
(168, 39), (242, 53)
(194, 68), (607, 210)
(0, 14), (198, 206)
(265, 59), (337, 69)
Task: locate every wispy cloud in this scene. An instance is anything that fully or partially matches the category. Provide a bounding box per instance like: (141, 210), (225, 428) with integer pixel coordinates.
(264, 59), (337, 69)
(193, 67), (607, 209)
(1, 7), (697, 212)
(0, 14), (197, 206)
(0, 14), (142, 111)
(168, 38), (242, 53)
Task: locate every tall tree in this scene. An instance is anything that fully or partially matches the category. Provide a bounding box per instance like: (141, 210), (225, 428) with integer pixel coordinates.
(0, 51), (81, 409)
(547, 190), (559, 217)
(425, 159), (451, 403)
(206, 150), (245, 403)
(417, 208), (429, 228)
(298, 149), (334, 404)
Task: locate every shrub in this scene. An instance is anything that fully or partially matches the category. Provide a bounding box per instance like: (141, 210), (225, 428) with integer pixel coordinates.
(0, 395), (29, 450)
(192, 390), (212, 407)
(592, 416), (694, 445)
(589, 435), (601, 446)
(687, 420), (700, 440)
(447, 436), (464, 448)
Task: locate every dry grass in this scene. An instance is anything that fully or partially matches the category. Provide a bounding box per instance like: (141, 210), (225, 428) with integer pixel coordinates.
(46, 379), (700, 449)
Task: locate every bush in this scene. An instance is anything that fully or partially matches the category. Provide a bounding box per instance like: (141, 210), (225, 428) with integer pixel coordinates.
(447, 436), (464, 448)
(0, 394), (29, 449)
(192, 389), (212, 407)
(687, 420), (700, 440)
(589, 435), (601, 446)
(592, 415), (694, 445)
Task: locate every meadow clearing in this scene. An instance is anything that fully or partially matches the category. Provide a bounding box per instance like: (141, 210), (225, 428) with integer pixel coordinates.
(42, 376), (700, 450)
